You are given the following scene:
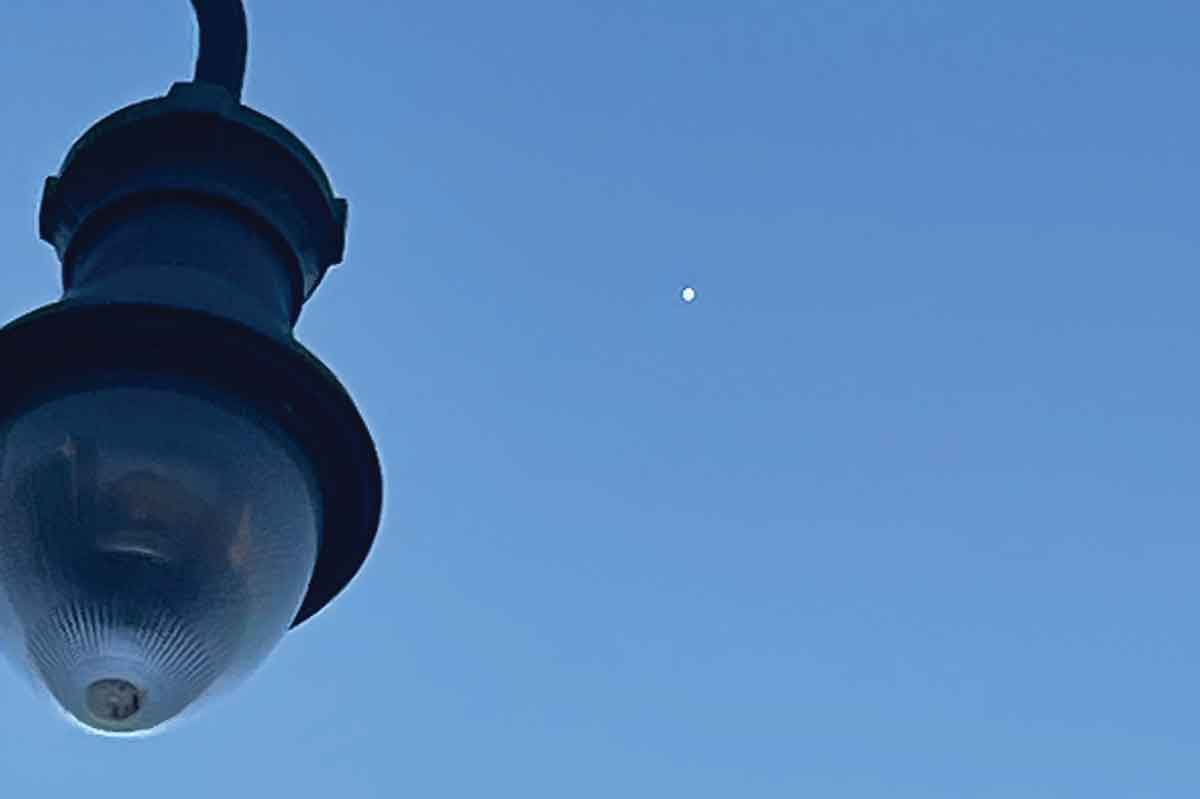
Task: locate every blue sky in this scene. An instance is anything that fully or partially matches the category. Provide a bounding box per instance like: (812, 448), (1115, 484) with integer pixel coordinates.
(1, 1), (1200, 795)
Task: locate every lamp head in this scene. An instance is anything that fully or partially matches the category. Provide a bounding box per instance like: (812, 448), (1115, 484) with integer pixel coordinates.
(0, 3), (382, 735)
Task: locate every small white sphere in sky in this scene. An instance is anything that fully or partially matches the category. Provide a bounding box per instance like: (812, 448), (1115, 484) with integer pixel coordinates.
(681, 286), (696, 303)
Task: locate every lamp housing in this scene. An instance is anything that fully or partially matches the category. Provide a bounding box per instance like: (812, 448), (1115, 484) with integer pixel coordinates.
(0, 56), (382, 733)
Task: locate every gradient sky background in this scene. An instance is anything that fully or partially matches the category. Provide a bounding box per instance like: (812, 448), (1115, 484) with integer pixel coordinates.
(1, 1), (1199, 795)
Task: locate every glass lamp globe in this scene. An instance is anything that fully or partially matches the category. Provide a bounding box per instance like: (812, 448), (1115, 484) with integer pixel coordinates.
(0, 379), (320, 735)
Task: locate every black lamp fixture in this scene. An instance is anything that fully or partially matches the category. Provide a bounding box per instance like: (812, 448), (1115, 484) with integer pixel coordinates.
(0, 1), (382, 735)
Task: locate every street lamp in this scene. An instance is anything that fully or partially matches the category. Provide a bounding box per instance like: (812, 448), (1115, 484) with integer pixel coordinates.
(0, 1), (383, 735)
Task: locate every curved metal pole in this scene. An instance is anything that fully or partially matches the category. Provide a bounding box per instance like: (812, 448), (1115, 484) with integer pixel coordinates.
(190, 0), (248, 100)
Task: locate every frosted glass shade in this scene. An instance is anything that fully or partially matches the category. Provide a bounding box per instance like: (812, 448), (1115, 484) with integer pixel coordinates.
(0, 381), (320, 735)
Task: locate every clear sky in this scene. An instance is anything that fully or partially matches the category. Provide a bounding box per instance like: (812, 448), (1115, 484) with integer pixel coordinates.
(0, 1), (1199, 795)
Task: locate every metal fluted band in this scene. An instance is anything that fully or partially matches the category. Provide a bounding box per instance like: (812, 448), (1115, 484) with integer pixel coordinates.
(190, 0), (248, 100)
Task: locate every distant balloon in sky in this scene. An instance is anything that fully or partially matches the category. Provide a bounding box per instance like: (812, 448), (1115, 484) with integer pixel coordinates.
(681, 286), (696, 303)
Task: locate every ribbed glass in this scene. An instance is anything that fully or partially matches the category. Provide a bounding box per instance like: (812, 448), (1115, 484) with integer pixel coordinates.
(0, 382), (319, 735)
